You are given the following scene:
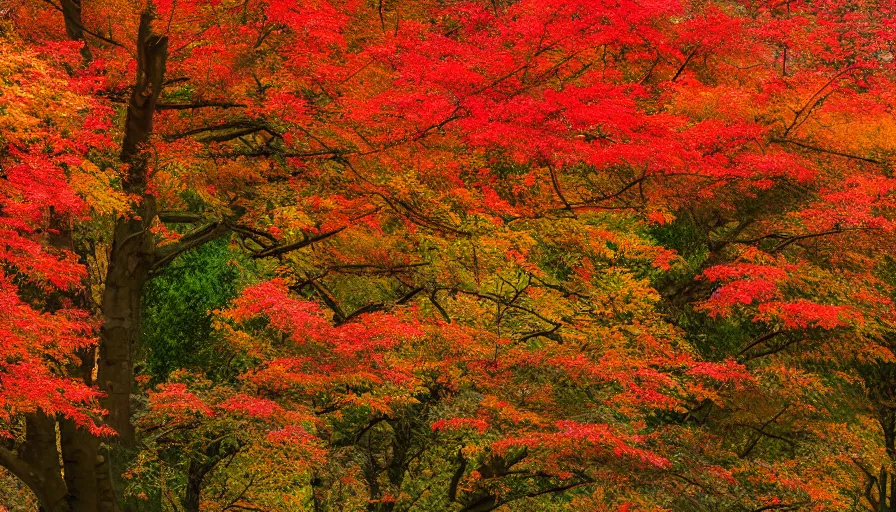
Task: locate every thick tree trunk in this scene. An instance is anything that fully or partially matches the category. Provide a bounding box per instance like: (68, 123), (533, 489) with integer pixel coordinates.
(96, 11), (167, 447)
(96, 221), (152, 446)
(59, 419), (100, 512)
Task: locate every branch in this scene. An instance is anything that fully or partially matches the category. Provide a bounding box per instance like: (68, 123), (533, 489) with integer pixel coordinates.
(251, 226), (346, 259)
(429, 290), (452, 323)
(671, 46), (699, 82)
(227, 223), (278, 251)
(736, 330), (781, 358)
(0, 446), (49, 509)
(337, 287), (425, 325)
(165, 121), (262, 141)
(518, 324), (562, 343)
(522, 479), (594, 499)
(738, 405), (789, 458)
(328, 262), (429, 275)
(735, 227), (874, 253)
(39, 0), (127, 48)
(742, 336), (804, 361)
(220, 473), (256, 512)
(435, 286), (560, 328)
(770, 228), (846, 253)
(153, 221), (230, 271)
(308, 279), (347, 323)
(771, 138), (882, 164)
(333, 156), (472, 236)
(158, 211), (206, 223)
(751, 503), (809, 512)
(328, 416), (387, 448)
(448, 449), (467, 502)
(197, 126), (268, 143)
(853, 456), (880, 510)
(782, 66), (858, 138)
(156, 101), (247, 110)
(547, 163), (574, 212)
(734, 422), (797, 447)
(461, 478), (594, 512)
(567, 169), (648, 210)
(212, 149), (342, 160)
(528, 274), (590, 300)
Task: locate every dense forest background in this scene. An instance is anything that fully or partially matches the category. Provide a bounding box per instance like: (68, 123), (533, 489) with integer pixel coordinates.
(3, 0), (896, 510)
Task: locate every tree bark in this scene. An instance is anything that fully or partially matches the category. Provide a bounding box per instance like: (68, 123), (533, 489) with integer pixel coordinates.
(881, 466), (889, 512)
(22, 414), (70, 512)
(97, 11), (167, 447)
(60, 0), (92, 61)
(181, 439), (240, 512)
(59, 418), (100, 512)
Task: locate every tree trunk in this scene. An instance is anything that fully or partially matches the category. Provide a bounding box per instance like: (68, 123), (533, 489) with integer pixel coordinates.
(59, 418), (100, 512)
(21, 414), (71, 512)
(96, 12), (167, 447)
(881, 466), (889, 512)
(884, 406), (896, 512)
(181, 439), (238, 512)
(60, 0), (92, 61)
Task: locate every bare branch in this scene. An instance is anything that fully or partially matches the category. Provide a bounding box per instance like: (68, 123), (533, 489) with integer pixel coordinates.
(152, 221), (230, 271)
(337, 286), (425, 325)
(251, 226), (346, 259)
(39, 0), (127, 48)
(158, 211), (206, 224)
(547, 163), (574, 212)
(736, 331), (781, 359)
(771, 138), (882, 164)
(671, 45), (699, 82)
(156, 101), (247, 110)
(165, 121), (262, 141)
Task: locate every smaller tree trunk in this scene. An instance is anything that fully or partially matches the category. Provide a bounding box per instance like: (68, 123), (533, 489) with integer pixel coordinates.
(21, 414), (71, 512)
(59, 419), (100, 512)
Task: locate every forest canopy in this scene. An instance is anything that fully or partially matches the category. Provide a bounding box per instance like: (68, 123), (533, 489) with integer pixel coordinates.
(2, 0), (896, 510)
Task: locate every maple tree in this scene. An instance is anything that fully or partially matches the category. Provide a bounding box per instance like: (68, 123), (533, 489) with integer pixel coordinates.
(3, 0), (896, 510)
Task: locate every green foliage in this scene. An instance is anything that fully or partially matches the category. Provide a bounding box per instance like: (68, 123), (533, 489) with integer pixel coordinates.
(139, 238), (253, 382)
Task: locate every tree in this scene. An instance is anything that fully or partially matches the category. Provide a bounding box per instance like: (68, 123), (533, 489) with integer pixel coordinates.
(3, 0), (896, 510)
(0, 27), (115, 510)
